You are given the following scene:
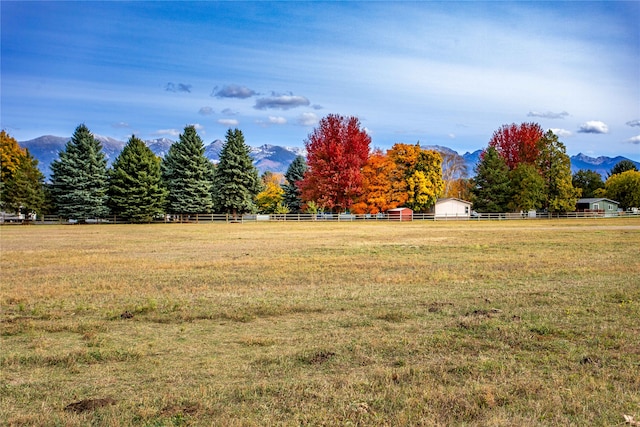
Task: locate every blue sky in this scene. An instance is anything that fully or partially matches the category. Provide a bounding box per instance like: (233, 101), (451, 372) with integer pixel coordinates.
(2, 1), (639, 160)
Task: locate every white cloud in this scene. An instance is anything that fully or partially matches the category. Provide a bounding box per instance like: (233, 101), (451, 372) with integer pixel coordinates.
(153, 128), (180, 137)
(190, 123), (205, 133)
(212, 84), (257, 99)
(549, 128), (572, 138)
(268, 116), (287, 125)
(255, 94), (310, 110)
(297, 112), (318, 126)
(627, 135), (640, 145)
(578, 121), (609, 134)
(217, 119), (239, 126)
(112, 122), (130, 128)
(528, 111), (569, 119)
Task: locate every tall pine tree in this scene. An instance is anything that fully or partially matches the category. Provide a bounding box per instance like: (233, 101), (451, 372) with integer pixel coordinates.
(471, 146), (511, 213)
(161, 125), (214, 214)
(108, 135), (167, 222)
(50, 124), (109, 219)
(212, 128), (260, 219)
(282, 155), (307, 213)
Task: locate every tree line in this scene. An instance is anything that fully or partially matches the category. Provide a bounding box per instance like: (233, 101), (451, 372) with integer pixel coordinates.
(1, 116), (639, 222)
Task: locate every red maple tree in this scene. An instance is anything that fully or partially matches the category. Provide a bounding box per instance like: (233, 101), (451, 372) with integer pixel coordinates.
(299, 114), (371, 212)
(488, 122), (544, 170)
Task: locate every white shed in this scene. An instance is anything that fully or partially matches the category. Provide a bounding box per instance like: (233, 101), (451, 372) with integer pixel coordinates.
(433, 198), (472, 219)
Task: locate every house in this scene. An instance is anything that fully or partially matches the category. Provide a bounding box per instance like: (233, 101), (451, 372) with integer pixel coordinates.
(576, 198), (619, 216)
(431, 198), (472, 219)
(387, 207), (413, 221)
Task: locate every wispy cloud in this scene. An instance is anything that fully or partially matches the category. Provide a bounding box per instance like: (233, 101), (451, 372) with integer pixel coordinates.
(528, 111), (569, 119)
(255, 93), (310, 110)
(297, 112), (318, 126)
(627, 135), (640, 145)
(112, 122), (130, 129)
(217, 119), (239, 127)
(626, 120), (640, 127)
(212, 84), (257, 99)
(549, 128), (572, 138)
(198, 106), (214, 115)
(165, 82), (192, 93)
(578, 121), (609, 134)
(221, 108), (238, 116)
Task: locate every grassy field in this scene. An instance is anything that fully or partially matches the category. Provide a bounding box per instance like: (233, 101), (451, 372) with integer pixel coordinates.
(1, 219), (639, 426)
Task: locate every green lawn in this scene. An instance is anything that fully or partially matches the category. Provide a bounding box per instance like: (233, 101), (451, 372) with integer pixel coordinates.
(1, 219), (639, 426)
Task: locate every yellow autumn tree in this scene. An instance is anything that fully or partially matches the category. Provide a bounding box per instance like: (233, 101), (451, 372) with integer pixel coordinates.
(388, 143), (444, 212)
(255, 172), (285, 213)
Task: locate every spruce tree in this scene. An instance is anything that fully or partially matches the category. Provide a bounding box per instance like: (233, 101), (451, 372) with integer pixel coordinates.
(50, 124), (109, 219)
(212, 128), (260, 219)
(471, 146), (511, 213)
(161, 125), (214, 214)
(108, 135), (167, 222)
(282, 155), (307, 213)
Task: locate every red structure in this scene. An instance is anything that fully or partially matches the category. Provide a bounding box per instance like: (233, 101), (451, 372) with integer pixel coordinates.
(387, 207), (413, 221)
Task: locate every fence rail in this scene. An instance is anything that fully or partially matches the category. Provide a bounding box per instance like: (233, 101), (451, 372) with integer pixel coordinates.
(2, 210), (637, 225)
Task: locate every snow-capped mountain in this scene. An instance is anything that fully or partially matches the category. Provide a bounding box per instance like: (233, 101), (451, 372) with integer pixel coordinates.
(18, 135), (639, 181)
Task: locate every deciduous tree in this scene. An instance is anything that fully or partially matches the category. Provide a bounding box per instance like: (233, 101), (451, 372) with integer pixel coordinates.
(508, 163), (545, 212)
(212, 128), (261, 218)
(572, 170), (604, 198)
(605, 170), (640, 210)
(162, 125), (215, 214)
(439, 150), (468, 198)
(536, 131), (579, 212)
(299, 114), (370, 212)
(282, 155), (307, 213)
(351, 149), (399, 214)
(488, 122), (544, 170)
(387, 143), (444, 212)
(1, 145), (46, 215)
(50, 124), (109, 219)
(256, 172), (285, 214)
(108, 135), (167, 222)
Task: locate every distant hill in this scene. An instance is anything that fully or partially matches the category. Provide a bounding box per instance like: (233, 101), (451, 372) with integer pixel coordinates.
(19, 135), (638, 181)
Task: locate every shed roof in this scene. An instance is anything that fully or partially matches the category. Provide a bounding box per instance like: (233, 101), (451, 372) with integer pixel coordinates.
(577, 198), (619, 204)
(436, 198), (472, 206)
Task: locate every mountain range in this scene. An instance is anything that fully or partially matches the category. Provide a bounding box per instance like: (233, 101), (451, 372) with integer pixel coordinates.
(18, 135), (639, 181)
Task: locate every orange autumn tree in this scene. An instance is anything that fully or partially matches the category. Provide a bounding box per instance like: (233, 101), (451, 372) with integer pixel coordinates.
(351, 149), (401, 214)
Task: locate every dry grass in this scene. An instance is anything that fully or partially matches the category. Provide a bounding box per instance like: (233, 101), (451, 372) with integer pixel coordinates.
(1, 219), (639, 426)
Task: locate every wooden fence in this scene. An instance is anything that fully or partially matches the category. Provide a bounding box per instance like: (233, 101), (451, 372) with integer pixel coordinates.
(8, 210), (636, 225)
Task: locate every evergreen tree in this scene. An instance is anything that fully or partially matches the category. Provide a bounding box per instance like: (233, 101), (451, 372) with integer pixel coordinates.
(471, 147), (511, 212)
(282, 155), (307, 213)
(212, 128), (261, 219)
(50, 124), (109, 219)
(108, 135), (167, 222)
(536, 131), (579, 212)
(608, 159), (638, 177)
(572, 170), (604, 198)
(161, 125), (214, 214)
